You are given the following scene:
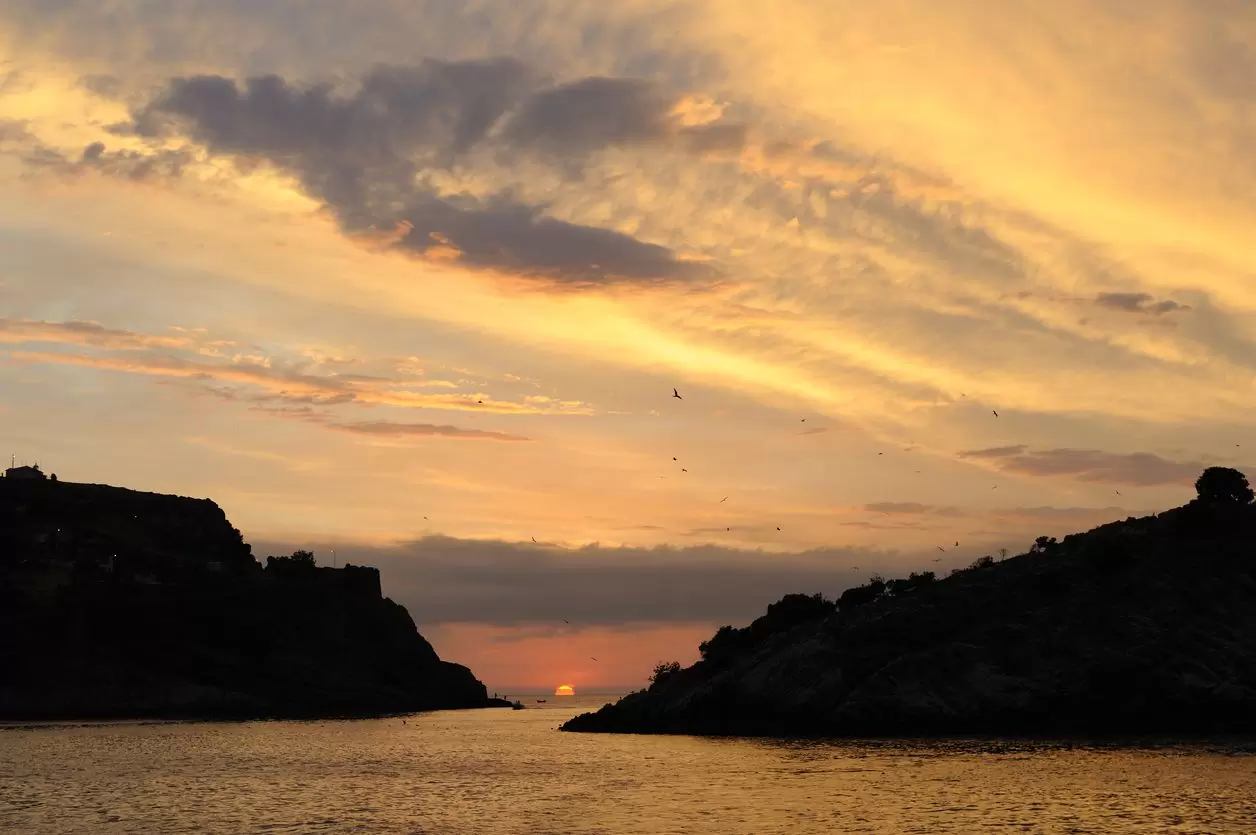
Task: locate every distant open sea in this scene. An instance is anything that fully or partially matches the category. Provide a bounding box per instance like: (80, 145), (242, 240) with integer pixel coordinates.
(3, 694), (1255, 834)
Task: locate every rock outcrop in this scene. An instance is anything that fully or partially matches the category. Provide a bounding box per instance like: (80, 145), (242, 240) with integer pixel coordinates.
(563, 488), (1256, 737)
(0, 478), (507, 719)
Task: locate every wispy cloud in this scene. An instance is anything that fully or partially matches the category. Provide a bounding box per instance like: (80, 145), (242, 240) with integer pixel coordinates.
(958, 445), (1209, 486)
(1094, 292), (1191, 316)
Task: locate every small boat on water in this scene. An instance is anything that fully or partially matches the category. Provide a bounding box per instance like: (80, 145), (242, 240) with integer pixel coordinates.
(536, 699), (547, 703)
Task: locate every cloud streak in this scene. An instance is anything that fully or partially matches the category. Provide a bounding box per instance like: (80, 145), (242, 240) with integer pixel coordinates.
(958, 445), (1209, 486)
(258, 535), (888, 627)
(1095, 292), (1191, 316)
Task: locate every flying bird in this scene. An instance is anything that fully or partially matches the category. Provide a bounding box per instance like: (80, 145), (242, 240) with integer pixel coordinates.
(532, 536), (537, 543)
(590, 657), (599, 662)
(681, 468), (688, 472)
(937, 546), (946, 552)
(673, 457), (678, 461)
(933, 557), (941, 562)
(562, 619), (570, 624)
(776, 526), (782, 531)
(1115, 490), (1122, 495)
(992, 410), (999, 417)
(672, 388), (682, 400)
(955, 541), (959, 547)
(720, 496), (728, 503)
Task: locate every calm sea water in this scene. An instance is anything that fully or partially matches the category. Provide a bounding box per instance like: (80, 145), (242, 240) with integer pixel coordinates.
(3, 695), (1255, 834)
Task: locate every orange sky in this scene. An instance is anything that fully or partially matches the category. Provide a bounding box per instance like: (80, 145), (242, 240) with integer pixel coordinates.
(2, 1), (1254, 689)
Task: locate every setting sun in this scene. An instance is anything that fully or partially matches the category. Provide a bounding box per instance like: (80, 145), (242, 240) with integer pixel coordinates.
(555, 684), (576, 697)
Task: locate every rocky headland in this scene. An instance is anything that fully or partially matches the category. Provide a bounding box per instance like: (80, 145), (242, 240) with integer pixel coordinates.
(563, 467), (1256, 737)
(0, 475), (509, 720)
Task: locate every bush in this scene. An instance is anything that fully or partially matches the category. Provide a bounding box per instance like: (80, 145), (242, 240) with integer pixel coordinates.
(969, 555), (996, 570)
(649, 660), (682, 684)
(1195, 467), (1254, 504)
(1030, 536), (1059, 554)
(699, 625), (744, 661)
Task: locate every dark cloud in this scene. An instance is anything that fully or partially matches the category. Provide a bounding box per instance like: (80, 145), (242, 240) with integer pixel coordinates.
(1, 130), (193, 181)
(325, 419), (529, 442)
(0, 118), (33, 143)
(864, 501), (934, 515)
(958, 445), (1207, 486)
(1094, 291), (1191, 316)
(501, 76), (675, 153)
(252, 536), (889, 627)
(79, 73), (122, 98)
(126, 61), (728, 285)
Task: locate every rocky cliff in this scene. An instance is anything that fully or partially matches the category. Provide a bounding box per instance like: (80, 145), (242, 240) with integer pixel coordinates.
(0, 478), (506, 719)
(564, 479), (1256, 737)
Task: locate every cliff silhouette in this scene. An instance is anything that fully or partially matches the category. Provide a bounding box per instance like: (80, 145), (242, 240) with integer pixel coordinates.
(564, 468), (1256, 737)
(0, 477), (508, 719)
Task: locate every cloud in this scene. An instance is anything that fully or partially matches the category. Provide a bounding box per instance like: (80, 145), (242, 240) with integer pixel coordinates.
(253, 535), (889, 627)
(1094, 292), (1191, 316)
(864, 501), (934, 515)
(958, 445), (1207, 486)
(126, 63), (722, 286)
(0, 318), (192, 351)
(324, 419), (529, 442)
(0, 320), (593, 451)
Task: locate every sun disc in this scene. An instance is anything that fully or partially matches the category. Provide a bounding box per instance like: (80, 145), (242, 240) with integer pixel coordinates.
(555, 684), (576, 696)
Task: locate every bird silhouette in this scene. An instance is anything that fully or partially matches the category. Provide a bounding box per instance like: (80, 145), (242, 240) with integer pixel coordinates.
(776, 526), (781, 531)
(681, 468), (688, 472)
(590, 657), (599, 662)
(1115, 490), (1122, 495)
(937, 545), (946, 552)
(720, 496), (728, 503)
(673, 457), (678, 461)
(955, 541), (959, 547)
(932, 557), (941, 562)
(562, 619), (570, 624)
(992, 409), (999, 417)
(672, 388), (682, 400)
(532, 536), (537, 542)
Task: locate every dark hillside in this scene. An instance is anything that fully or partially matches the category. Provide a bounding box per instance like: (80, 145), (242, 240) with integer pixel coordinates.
(564, 469), (1256, 737)
(0, 478), (504, 719)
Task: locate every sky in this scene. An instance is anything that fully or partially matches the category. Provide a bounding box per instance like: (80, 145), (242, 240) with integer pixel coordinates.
(2, 0), (1255, 692)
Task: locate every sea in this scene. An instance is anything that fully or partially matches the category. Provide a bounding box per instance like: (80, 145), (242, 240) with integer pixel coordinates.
(2, 694), (1255, 834)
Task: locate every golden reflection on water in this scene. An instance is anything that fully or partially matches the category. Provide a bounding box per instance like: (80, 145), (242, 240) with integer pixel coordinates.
(2, 697), (1254, 834)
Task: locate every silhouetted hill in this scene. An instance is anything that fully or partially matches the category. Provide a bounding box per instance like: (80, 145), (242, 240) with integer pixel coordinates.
(564, 471), (1256, 737)
(0, 478), (507, 719)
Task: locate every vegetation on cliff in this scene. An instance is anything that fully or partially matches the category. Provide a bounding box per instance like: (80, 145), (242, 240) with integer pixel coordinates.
(564, 468), (1256, 737)
(0, 477), (503, 719)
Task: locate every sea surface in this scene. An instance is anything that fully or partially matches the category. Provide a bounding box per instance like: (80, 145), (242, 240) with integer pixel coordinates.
(3, 694), (1255, 834)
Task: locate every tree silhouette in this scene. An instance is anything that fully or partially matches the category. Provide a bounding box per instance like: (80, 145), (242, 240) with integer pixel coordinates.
(1194, 467), (1254, 504)
(1031, 536), (1059, 554)
(290, 549), (316, 566)
(650, 661), (681, 684)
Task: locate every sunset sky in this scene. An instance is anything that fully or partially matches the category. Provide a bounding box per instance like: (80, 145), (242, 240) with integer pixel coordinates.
(3, 1), (1255, 691)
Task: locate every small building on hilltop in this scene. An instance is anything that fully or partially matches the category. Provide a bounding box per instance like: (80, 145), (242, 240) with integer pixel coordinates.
(5, 464), (47, 481)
